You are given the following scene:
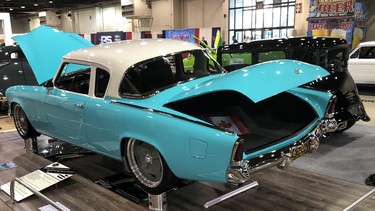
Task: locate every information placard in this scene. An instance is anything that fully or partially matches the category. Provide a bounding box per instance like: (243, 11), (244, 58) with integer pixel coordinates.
(1, 162), (75, 202)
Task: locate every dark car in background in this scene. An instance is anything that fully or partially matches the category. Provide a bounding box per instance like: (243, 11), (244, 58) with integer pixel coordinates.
(217, 37), (370, 132)
(0, 45), (38, 110)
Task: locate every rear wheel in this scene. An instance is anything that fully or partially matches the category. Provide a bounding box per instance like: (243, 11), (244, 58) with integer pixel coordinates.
(126, 138), (179, 194)
(13, 104), (38, 139)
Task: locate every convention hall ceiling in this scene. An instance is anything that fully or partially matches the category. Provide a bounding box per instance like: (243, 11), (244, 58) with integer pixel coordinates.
(0, 0), (119, 17)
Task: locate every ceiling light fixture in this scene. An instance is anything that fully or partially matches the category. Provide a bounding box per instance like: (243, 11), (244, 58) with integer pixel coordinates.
(21, 6), (25, 9)
(9, 8), (13, 11)
(34, 4), (39, 6)
(49, 1), (54, 3)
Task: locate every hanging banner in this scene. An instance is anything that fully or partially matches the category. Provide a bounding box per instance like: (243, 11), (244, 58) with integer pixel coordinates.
(354, 2), (369, 21)
(164, 29), (198, 43)
(309, 0), (355, 18)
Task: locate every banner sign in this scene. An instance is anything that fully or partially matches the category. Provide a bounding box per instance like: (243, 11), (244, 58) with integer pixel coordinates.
(307, 18), (355, 43)
(309, 0), (355, 18)
(164, 29), (197, 43)
(97, 31), (123, 44)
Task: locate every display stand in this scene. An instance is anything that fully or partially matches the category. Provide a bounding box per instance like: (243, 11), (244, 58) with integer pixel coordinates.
(204, 181), (258, 208)
(22, 137), (258, 210)
(148, 193), (167, 211)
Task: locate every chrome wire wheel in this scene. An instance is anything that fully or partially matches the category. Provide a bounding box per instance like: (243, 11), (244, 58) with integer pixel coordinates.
(127, 139), (163, 188)
(13, 104), (29, 137)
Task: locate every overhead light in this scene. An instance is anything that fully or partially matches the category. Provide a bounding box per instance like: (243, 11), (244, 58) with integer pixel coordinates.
(34, 4), (39, 6)
(9, 8), (13, 11)
(21, 6), (25, 9)
(49, 1), (54, 3)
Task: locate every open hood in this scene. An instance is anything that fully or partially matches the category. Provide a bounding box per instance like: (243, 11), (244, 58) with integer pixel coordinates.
(169, 60), (329, 103)
(13, 26), (93, 84)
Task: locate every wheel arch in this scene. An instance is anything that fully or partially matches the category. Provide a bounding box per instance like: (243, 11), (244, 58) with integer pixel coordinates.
(119, 135), (172, 173)
(9, 100), (24, 117)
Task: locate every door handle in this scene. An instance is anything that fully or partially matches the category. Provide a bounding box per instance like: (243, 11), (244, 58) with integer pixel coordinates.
(74, 103), (84, 108)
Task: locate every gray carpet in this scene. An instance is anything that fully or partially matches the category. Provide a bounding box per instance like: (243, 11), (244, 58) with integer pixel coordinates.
(291, 124), (375, 185)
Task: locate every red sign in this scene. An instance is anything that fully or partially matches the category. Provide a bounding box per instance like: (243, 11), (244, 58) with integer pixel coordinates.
(318, 0), (354, 15)
(309, 0), (355, 18)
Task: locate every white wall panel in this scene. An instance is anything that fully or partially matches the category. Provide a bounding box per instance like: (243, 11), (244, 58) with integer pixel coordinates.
(152, 0), (172, 31)
(74, 8), (96, 34)
(366, 1), (375, 41)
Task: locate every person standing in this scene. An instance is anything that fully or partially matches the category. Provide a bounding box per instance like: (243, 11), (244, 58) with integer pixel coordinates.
(232, 36), (238, 44)
(200, 36), (208, 48)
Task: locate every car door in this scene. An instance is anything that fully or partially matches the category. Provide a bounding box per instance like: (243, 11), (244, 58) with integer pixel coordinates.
(42, 62), (91, 146)
(348, 46), (375, 84)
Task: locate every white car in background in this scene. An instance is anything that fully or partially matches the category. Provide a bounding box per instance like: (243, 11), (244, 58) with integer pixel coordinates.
(348, 41), (375, 85)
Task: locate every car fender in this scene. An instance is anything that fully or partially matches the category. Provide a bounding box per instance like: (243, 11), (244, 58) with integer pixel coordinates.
(116, 118), (238, 182)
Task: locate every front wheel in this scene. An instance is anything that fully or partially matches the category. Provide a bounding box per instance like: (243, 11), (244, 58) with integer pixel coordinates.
(125, 138), (179, 194)
(13, 104), (38, 139)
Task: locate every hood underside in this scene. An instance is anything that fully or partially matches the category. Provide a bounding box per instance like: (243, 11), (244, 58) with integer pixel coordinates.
(13, 26), (93, 84)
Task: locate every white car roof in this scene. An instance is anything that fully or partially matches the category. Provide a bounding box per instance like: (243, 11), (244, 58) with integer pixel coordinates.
(64, 39), (201, 72)
(62, 39), (202, 98)
(357, 41), (375, 47)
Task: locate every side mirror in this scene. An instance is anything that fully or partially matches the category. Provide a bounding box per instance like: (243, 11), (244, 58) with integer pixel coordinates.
(45, 80), (54, 89)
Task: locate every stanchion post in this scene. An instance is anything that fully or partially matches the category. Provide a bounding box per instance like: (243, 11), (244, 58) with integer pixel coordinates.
(148, 193), (167, 211)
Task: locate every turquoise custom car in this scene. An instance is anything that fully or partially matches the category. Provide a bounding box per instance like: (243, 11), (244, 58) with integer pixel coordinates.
(6, 26), (337, 194)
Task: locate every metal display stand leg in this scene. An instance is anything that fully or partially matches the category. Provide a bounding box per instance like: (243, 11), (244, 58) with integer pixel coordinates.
(204, 181), (259, 208)
(343, 187), (375, 211)
(31, 137), (38, 152)
(24, 137), (39, 153)
(148, 193), (167, 211)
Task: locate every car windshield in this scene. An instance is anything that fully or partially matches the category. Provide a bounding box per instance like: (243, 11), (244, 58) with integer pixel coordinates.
(119, 50), (224, 98)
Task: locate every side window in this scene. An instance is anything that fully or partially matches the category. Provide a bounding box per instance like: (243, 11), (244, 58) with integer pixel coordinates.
(326, 48), (347, 69)
(358, 47), (375, 59)
(55, 63), (91, 94)
(289, 48), (314, 64)
(258, 51), (285, 63)
(182, 52), (212, 75)
(10, 50), (25, 59)
(350, 49), (360, 59)
(123, 58), (174, 95)
(95, 68), (110, 98)
(221, 52), (252, 70)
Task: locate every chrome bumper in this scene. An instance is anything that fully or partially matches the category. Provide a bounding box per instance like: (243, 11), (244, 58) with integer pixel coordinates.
(226, 120), (337, 184)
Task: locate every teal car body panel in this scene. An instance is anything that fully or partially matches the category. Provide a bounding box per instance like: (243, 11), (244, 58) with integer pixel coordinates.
(169, 59), (329, 103)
